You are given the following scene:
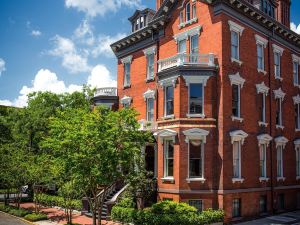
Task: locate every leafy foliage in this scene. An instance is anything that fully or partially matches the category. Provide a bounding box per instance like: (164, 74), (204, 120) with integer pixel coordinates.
(24, 213), (48, 221)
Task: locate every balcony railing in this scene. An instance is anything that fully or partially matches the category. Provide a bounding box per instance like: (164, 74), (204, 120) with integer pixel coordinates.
(158, 53), (215, 73)
(94, 87), (117, 97)
(138, 119), (157, 131)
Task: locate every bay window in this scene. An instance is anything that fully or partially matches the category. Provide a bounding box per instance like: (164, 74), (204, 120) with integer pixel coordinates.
(164, 140), (174, 178)
(189, 140), (203, 178)
(189, 83), (203, 116)
(165, 86), (174, 116)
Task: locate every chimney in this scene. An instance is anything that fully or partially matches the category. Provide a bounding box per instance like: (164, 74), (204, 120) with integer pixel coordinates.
(276, 0), (291, 28)
(156, 0), (163, 10)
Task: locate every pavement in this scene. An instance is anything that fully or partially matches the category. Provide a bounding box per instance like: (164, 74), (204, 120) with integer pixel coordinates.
(237, 211), (300, 225)
(0, 211), (29, 225)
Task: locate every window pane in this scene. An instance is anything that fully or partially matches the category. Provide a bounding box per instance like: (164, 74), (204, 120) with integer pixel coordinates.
(257, 44), (263, 70)
(147, 98), (154, 121)
(147, 54), (155, 79)
(231, 31), (239, 59)
(189, 140), (203, 177)
(277, 146), (282, 177)
(166, 86), (174, 116)
(189, 83), (203, 114)
(294, 62), (299, 84)
(259, 195), (267, 213)
(232, 84), (239, 117)
(260, 144), (266, 177)
(165, 140), (174, 177)
(178, 40), (186, 54)
(190, 35), (199, 62)
(233, 141), (240, 178)
(186, 3), (191, 21)
(189, 200), (203, 212)
(124, 63), (130, 86)
(192, 4), (196, 19)
(232, 198), (241, 217)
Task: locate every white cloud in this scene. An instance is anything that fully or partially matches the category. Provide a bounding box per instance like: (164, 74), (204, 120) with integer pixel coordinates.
(74, 20), (94, 45)
(291, 22), (300, 34)
(92, 33), (126, 58)
(31, 30), (42, 37)
(65, 0), (142, 17)
(87, 64), (117, 88)
(49, 35), (91, 74)
(0, 58), (6, 76)
(0, 100), (12, 106)
(12, 69), (82, 107)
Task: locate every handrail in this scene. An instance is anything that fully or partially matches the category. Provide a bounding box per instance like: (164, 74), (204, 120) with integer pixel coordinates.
(107, 184), (129, 204)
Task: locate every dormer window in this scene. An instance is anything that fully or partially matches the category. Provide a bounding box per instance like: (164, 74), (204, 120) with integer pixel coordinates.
(261, 0), (275, 18)
(129, 8), (155, 33)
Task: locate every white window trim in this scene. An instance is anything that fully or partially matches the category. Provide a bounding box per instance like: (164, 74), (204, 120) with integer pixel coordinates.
(174, 25), (202, 43)
(275, 143), (286, 182)
(183, 128), (209, 182)
(255, 35), (268, 73)
(230, 73), (245, 122)
(143, 89), (156, 100)
(256, 82), (269, 125)
(230, 130), (248, 183)
(121, 55), (133, 64)
(162, 138), (175, 181)
(120, 95), (132, 106)
(183, 76), (210, 118)
(121, 55), (133, 88)
(272, 44), (283, 81)
(292, 56), (300, 87)
(293, 95), (300, 131)
(257, 134), (272, 181)
(154, 129), (177, 143)
(294, 139), (300, 179)
(274, 88), (285, 129)
(259, 144), (268, 180)
(229, 20), (244, 65)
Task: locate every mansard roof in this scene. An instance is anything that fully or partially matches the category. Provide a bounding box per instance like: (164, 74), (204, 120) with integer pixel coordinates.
(111, 0), (300, 56)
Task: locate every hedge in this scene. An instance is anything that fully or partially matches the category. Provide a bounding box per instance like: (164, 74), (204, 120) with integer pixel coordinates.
(24, 213), (48, 222)
(0, 204), (31, 217)
(34, 193), (82, 211)
(111, 200), (224, 225)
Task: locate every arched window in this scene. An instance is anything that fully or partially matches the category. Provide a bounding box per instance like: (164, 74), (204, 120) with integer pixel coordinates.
(186, 2), (191, 22)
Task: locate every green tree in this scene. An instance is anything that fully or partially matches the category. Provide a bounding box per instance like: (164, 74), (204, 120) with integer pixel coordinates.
(44, 107), (151, 225)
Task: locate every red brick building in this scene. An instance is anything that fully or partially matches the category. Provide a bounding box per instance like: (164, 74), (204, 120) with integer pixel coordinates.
(111, 0), (300, 222)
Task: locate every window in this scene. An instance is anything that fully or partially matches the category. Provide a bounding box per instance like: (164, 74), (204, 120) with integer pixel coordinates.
(124, 63), (131, 87)
(179, 10), (184, 24)
(275, 98), (282, 126)
(146, 98), (154, 121)
(231, 31), (239, 60)
(232, 198), (241, 217)
(278, 194), (285, 210)
(135, 18), (139, 31)
(259, 195), (267, 213)
(189, 140), (203, 178)
(257, 43), (264, 71)
(277, 145), (283, 178)
(189, 83), (203, 115)
(294, 61), (299, 85)
(259, 93), (266, 123)
(260, 144), (267, 178)
(295, 103), (300, 130)
(164, 140), (174, 178)
(140, 16), (144, 29)
(274, 52), (281, 78)
(261, 0), (275, 18)
(186, 3), (191, 21)
(296, 146), (300, 177)
(165, 86), (174, 116)
(232, 84), (240, 118)
(147, 53), (155, 80)
(233, 141), (241, 178)
(178, 39), (186, 54)
(188, 200), (203, 212)
(190, 35), (199, 63)
(192, 4), (196, 19)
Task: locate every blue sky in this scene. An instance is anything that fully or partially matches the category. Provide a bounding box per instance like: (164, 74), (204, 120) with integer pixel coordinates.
(0, 0), (299, 107)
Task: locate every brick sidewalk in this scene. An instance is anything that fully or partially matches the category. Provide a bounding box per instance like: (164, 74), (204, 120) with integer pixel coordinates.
(19, 203), (120, 225)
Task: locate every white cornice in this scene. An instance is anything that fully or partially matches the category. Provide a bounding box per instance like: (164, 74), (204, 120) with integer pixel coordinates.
(294, 139), (300, 147)
(183, 128), (210, 144)
(274, 136), (288, 148)
(159, 76), (178, 87)
(174, 25), (202, 43)
(154, 129), (177, 142)
(143, 46), (156, 55)
(255, 34), (268, 48)
(120, 95), (132, 105)
(257, 134), (272, 147)
(293, 94), (300, 105)
(273, 88), (286, 100)
(229, 72), (245, 88)
(292, 54), (300, 63)
(143, 89), (156, 100)
(183, 75), (210, 87)
(230, 130), (248, 145)
(121, 55), (133, 64)
(228, 20), (245, 35)
(256, 82), (269, 95)
(272, 44), (284, 56)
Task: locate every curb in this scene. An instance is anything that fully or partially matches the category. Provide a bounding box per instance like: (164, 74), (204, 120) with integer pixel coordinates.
(0, 210), (35, 225)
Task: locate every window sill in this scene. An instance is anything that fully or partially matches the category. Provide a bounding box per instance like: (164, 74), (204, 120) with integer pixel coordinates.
(275, 76), (283, 81)
(186, 113), (205, 118)
(296, 176), (300, 180)
(146, 77), (155, 83)
(294, 83), (300, 88)
(259, 177), (270, 182)
(258, 69), (267, 75)
(232, 116), (244, 122)
(277, 177), (286, 182)
(161, 177), (175, 183)
(232, 178), (245, 183)
(296, 129), (300, 132)
(276, 125), (284, 130)
(162, 115), (175, 120)
(123, 84), (131, 89)
(231, 58), (243, 66)
(178, 17), (198, 29)
(259, 121), (268, 127)
(186, 178), (206, 183)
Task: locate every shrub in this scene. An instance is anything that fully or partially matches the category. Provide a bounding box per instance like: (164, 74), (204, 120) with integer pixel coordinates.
(24, 213), (48, 222)
(9, 208), (31, 217)
(112, 200), (224, 225)
(0, 204), (15, 213)
(117, 197), (136, 208)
